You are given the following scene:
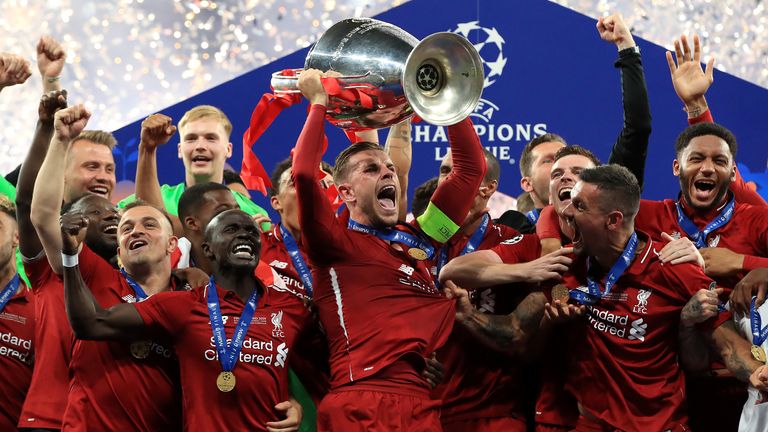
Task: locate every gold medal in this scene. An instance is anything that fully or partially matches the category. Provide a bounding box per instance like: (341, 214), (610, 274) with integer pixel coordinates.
(550, 284), (570, 304)
(408, 248), (428, 261)
(129, 340), (151, 359)
(752, 345), (767, 363)
(216, 371), (236, 392)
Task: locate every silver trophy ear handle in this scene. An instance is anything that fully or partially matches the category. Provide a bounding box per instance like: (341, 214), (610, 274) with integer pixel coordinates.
(271, 69), (377, 94)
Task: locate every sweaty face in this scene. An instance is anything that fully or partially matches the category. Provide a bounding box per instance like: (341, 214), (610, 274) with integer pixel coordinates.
(178, 118), (233, 182)
(561, 181), (604, 257)
(525, 141), (565, 207)
(63, 140), (116, 202)
(118, 206), (176, 269)
(674, 135), (735, 211)
(0, 212), (18, 271)
(341, 149), (400, 228)
(204, 209), (262, 271)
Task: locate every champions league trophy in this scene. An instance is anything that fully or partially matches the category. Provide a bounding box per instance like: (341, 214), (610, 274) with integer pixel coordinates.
(271, 18), (485, 130)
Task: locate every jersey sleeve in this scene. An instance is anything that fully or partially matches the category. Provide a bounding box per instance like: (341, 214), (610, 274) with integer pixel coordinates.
(22, 253), (54, 294)
(417, 118), (486, 243)
(133, 291), (190, 338)
(293, 105), (354, 265)
(489, 234), (542, 264)
(536, 205), (562, 240)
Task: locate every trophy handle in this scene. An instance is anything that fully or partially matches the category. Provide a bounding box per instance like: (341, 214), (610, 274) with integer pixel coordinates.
(271, 69), (378, 94)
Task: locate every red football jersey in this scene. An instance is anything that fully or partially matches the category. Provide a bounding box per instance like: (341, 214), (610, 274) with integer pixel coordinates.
(62, 246), (182, 431)
(433, 221), (535, 424)
(294, 105), (484, 393)
(636, 198), (768, 289)
(261, 225), (331, 403)
(134, 271), (309, 431)
(0, 285), (35, 431)
(562, 231), (728, 431)
(18, 255), (76, 429)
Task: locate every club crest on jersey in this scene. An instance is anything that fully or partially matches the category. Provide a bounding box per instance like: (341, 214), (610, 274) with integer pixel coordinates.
(271, 311), (285, 338)
(707, 235), (720, 248)
(501, 234), (523, 245)
(633, 289), (652, 314)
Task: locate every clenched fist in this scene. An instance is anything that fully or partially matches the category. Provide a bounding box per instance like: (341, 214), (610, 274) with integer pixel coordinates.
(54, 104), (91, 142)
(0, 53), (32, 89)
(139, 113), (177, 151)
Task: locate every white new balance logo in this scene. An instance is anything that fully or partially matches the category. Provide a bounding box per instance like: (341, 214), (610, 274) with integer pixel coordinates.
(398, 264), (414, 276)
(628, 318), (647, 341)
(270, 260), (288, 269)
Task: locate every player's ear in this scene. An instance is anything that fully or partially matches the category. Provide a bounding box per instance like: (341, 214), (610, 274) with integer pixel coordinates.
(270, 195), (282, 212)
(520, 176), (533, 193)
(202, 241), (214, 261)
(730, 162), (737, 183)
(184, 216), (201, 232)
(672, 159), (681, 177)
(337, 184), (355, 204)
(167, 236), (178, 255)
(605, 210), (623, 231)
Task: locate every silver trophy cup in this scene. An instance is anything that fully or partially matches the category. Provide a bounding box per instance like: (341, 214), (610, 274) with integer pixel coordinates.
(271, 18), (484, 130)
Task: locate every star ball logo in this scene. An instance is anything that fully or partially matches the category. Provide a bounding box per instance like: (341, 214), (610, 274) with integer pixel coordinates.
(416, 21), (548, 165)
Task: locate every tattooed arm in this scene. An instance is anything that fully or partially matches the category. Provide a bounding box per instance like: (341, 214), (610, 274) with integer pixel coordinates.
(708, 320), (766, 388)
(678, 288), (721, 372)
(445, 281), (546, 358)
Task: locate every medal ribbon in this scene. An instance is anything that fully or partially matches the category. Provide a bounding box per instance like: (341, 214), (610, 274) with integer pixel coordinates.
(526, 208), (540, 224)
(279, 224), (314, 298)
(207, 276), (260, 373)
(570, 232), (638, 305)
(675, 196), (735, 249)
(750, 297), (768, 346)
(348, 219), (435, 259)
(120, 269), (148, 301)
(434, 213), (490, 287)
(0, 274), (20, 313)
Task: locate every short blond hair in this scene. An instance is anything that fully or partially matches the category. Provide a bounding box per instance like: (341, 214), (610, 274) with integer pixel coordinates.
(178, 105), (232, 139)
(72, 130), (117, 149)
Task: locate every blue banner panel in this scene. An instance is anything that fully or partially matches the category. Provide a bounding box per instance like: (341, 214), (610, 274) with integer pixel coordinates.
(112, 0), (768, 219)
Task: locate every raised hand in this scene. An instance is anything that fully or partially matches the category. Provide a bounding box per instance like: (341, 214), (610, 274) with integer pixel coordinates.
(659, 232), (705, 268)
(36, 36), (66, 80)
(53, 104), (91, 142)
(139, 113), (177, 151)
(680, 288), (723, 327)
(60, 212), (89, 255)
(297, 69), (328, 106)
(522, 247), (573, 283)
(596, 13), (636, 51)
(38, 89), (68, 124)
(0, 53), (33, 89)
(665, 34), (714, 112)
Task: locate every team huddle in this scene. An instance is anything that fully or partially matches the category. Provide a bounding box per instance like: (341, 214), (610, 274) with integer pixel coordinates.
(1, 12), (768, 432)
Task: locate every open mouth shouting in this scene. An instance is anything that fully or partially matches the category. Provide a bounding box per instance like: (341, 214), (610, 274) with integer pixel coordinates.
(230, 241), (257, 261)
(127, 237), (149, 253)
(376, 184), (397, 214)
(102, 222), (118, 237)
(690, 177), (717, 204)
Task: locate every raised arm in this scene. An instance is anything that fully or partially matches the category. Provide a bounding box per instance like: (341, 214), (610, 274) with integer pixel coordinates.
(384, 119), (412, 221)
(417, 117), (485, 243)
(37, 36), (66, 93)
(293, 69), (348, 262)
(17, 90), (67, 258)
(599, 14), (653, 188)
(30, 104), (90, 273)
(0, 53), (32, 93)
(135, 114), (184, 235)
(60, 212), (144, 340)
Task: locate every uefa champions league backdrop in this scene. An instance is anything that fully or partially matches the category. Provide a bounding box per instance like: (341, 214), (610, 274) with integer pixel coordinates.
(111, 0), (768, 219)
